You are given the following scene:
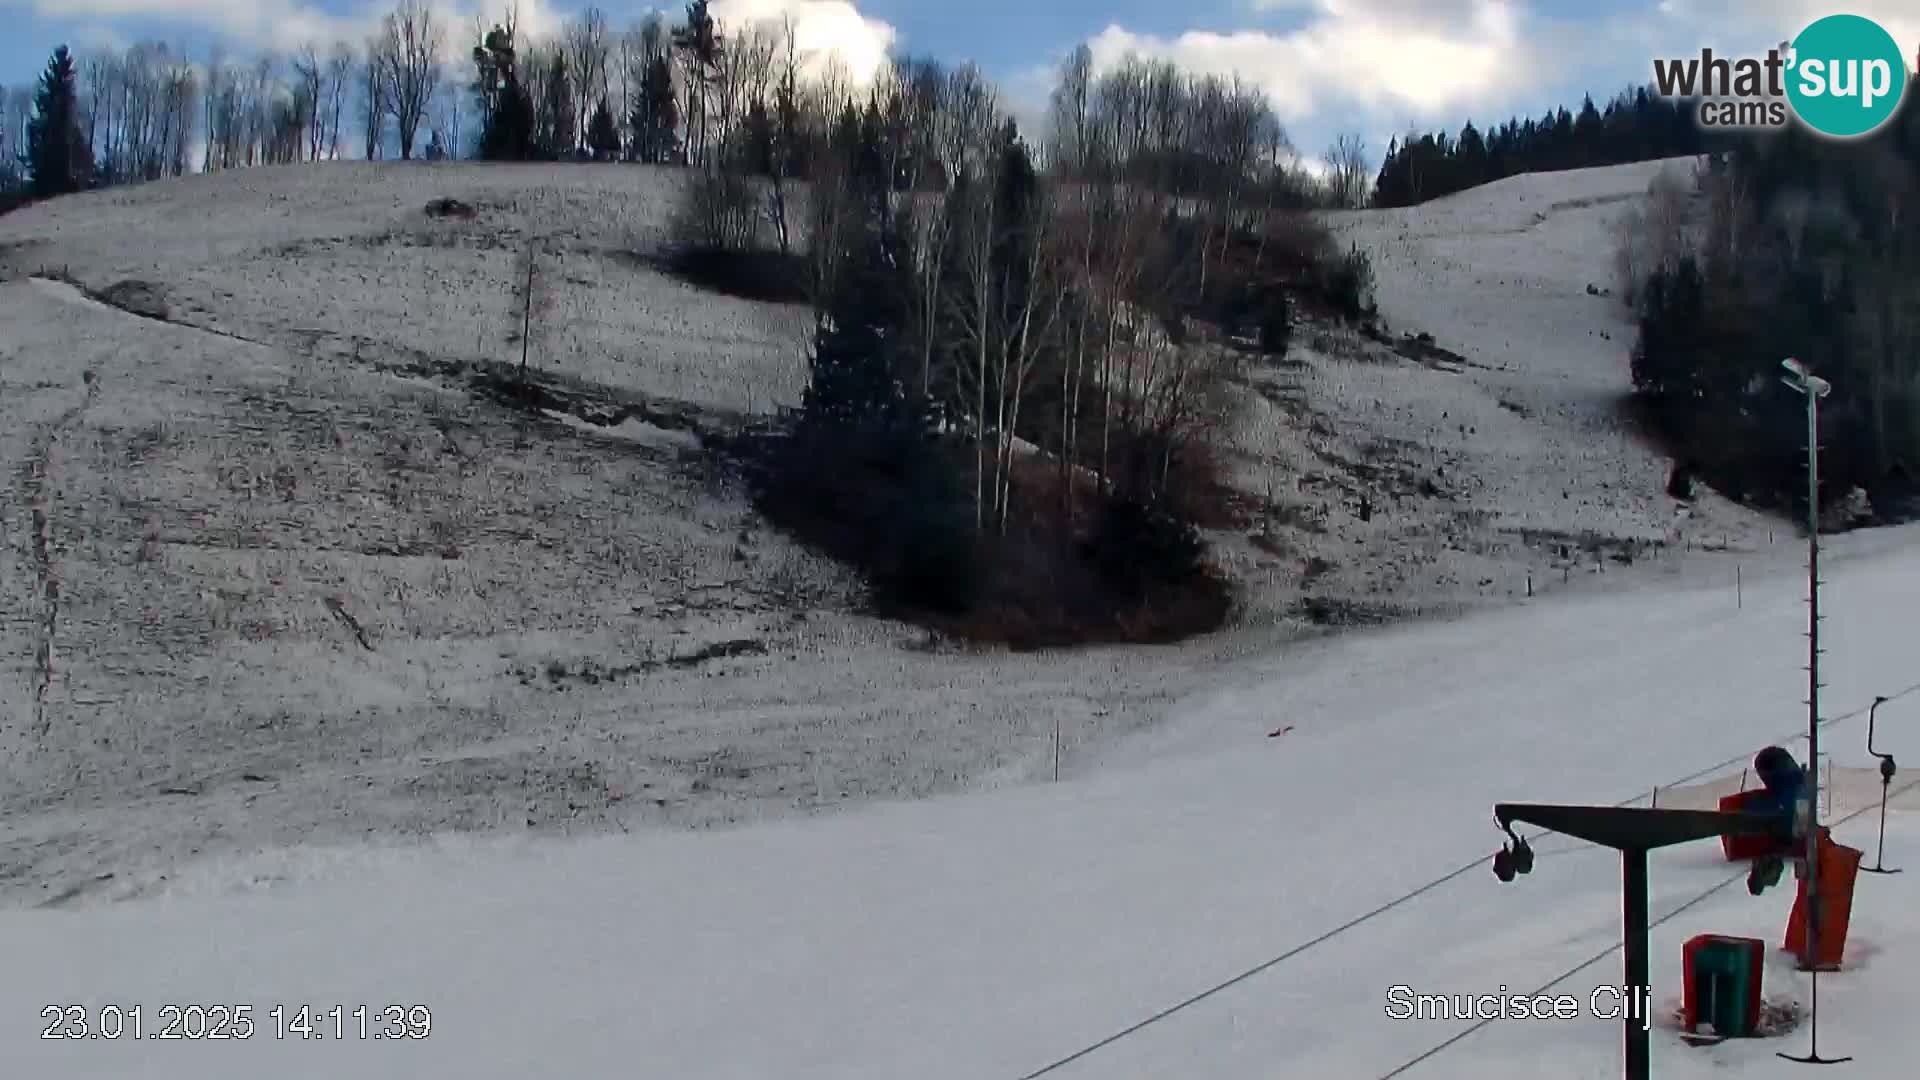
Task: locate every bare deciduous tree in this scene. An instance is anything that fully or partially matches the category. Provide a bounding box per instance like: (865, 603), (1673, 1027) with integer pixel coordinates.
(1045, 43), (1094, 179)
(990, 185), (1071, 531)
(564, 6), (611, 158)
(81, 49), (112, 165)
(760, 14), (800, 253)
(709, 14), (776, 163)
(1612, 164), (1694, 306)
(1324, 132), (1370, 209)
(0, 86), (18, 190)
(361, 34), (389, 160)
(379, 0), (443, 160)
(672, 0), (721, 167)
(325, 42), (354, 160)
(292, 43), (324, 162)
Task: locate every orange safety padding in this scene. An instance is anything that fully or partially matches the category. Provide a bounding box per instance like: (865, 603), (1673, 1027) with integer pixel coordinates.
(1783, 837), (1864, 970)
(1720, 791), (1776, 860)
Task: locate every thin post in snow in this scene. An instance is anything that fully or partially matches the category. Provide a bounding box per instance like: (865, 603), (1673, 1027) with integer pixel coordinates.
(1053, 715), (1061, 783)
(1526, 571), (1533, 598)
(1737, 564), (1743, 609)
(1651, 785), (1659, 808)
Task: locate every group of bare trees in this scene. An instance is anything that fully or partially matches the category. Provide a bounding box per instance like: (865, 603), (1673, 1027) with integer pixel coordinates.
(739, 32), (1340, 541)
(73, 42), (199, 182)
(0, 85), (30, 190)
(75, 37), (360, 177)
(373, 0), (444, 161)
(469, 2), (877, 171)
(0, 0), (453, 196)
(732, 30), (1334, 636)
(1323, 133), (1371, 209)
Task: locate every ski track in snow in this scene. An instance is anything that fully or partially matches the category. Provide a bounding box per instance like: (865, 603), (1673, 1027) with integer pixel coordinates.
(21, 374), (100, 737)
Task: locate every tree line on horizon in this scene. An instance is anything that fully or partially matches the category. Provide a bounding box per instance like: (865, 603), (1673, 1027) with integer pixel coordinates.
(8, 4), (1769, 220)
(1371, 87), (1711, 207)
(4, 1), (1383, 207)
(2, 0), (450, 200)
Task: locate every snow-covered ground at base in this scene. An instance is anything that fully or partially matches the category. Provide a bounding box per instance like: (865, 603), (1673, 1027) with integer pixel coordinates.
(4, 522), (1916, 1079)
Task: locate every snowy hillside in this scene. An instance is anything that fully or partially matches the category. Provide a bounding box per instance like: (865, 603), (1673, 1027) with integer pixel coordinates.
(0, 156), (1837, 903)
(4, 519), (1916, 1079)
(0, 155), (1843, 895)
(1215, 156), (1774, 624)
(6, 156), (1913, 1080)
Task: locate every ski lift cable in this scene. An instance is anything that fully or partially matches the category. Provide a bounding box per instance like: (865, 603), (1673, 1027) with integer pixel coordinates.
(1649, 679), (1920, 798)
(1014, 851), (1493, 1080)
(1375, 772), (1920, 1080)
(1013, 685), (1920, 1080)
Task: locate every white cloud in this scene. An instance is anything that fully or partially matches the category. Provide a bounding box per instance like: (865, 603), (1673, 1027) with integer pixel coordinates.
(1087, 1), (1539, 122)
(994, 62), (1058, 144)
(1646, 1), (1913, 58)
(1290, 152), (1331, 178)
(699, 1), (899, 84)
(29, 0), (364, 50)
(26, 0), (903, 86)
(16, 1), (568, 56)
(1659, 1), (1918, 67)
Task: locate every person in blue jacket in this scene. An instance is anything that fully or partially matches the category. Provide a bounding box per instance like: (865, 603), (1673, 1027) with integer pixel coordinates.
(1752, 746), (1806, 817)
(1747, 746), (1806, 894)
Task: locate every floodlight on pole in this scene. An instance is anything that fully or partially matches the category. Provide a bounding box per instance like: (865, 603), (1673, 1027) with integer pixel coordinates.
(1777, 358), (1849, 1067)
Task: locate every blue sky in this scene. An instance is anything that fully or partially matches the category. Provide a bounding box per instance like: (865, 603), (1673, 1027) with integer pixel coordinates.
(3, 1), (1914, 171)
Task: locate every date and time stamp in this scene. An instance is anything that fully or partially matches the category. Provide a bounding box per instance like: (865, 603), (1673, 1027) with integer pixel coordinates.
(40, 1003), (433, 1042)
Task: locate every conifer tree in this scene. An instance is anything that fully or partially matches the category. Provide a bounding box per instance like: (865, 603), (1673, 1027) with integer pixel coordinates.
(586, 98), (620, 160)
(27, 45), (93, 197)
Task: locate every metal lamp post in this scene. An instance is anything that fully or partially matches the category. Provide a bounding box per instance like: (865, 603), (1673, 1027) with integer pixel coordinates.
(1779, 358), (1848, 1066)
(1864, 695), (1901, 875)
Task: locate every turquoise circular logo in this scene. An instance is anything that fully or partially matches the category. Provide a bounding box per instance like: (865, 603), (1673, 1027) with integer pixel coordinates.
(1786, 15), (1908, 138)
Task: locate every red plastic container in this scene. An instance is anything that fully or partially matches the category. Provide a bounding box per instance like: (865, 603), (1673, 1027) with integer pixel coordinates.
(1719, 790), (1775, 860)
(1784, 836), (1863, 970)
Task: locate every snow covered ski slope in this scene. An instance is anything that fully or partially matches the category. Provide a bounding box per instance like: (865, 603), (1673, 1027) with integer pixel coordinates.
(5, 524), (1916, 1079)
